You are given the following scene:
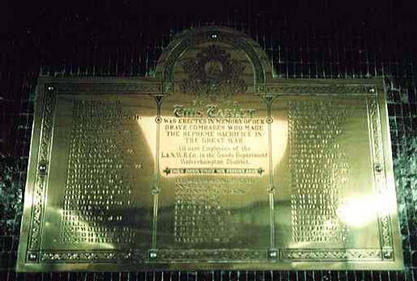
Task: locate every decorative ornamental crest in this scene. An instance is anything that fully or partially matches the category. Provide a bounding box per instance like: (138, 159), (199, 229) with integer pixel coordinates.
(181, 45), (247, 101)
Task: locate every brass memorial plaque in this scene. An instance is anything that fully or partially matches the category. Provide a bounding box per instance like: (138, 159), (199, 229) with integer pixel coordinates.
(17, 27), (403, 271)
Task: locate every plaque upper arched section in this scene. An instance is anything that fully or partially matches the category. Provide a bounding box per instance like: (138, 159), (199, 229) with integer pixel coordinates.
(154, 26), (275, 94)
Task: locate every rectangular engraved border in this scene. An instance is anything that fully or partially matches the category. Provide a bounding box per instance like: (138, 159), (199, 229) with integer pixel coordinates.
(16, 77), (404, 271)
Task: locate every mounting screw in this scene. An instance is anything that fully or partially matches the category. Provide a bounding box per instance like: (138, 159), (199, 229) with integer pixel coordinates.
(383, 250), (393, 259)
(164, 83), (173, 92)
(39, 162), (47, 175)
(375, 164), (383, 173)
(267, 185), (275, 193)
(28, 253), (37, 261)
(149, 251), (157, 259)
(257, 85), (266, 92)
(268, 249), (278, 259)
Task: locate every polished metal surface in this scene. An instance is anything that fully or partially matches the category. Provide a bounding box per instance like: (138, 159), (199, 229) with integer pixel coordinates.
(16, 77), (403, 271)
(17, 27), (403, 271)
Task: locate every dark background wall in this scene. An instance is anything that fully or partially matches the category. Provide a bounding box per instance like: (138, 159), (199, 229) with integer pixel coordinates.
(1, 0), (417, 280)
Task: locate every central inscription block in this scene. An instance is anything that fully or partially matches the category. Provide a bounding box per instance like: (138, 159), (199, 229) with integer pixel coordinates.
(157, 93), (270, 256)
